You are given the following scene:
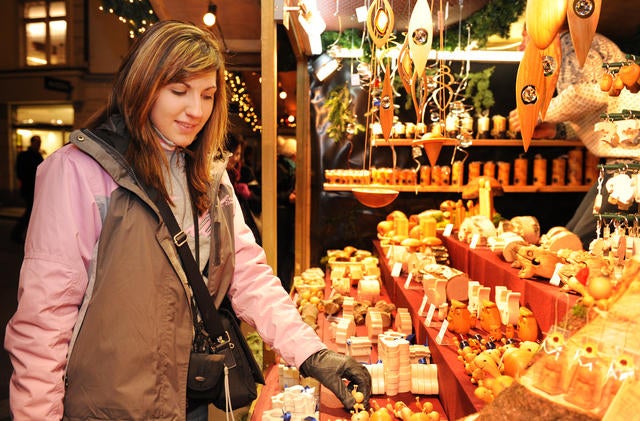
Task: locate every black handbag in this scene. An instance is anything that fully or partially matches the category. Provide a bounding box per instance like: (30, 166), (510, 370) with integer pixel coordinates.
(152, 193), (265, 411)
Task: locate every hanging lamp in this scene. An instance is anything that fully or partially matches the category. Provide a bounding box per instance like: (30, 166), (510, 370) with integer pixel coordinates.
(203, 2), (217, 27)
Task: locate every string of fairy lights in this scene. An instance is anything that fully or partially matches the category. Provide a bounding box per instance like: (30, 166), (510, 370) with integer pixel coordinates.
(225, 71), (261, 132)
(98, 0), (261, 132)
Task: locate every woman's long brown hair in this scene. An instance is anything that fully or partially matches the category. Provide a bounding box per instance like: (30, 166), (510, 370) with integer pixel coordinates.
(84, 20), (229, 214)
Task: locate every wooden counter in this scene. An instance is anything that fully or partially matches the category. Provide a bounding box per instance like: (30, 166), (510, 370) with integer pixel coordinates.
(372, 235), (581, 420)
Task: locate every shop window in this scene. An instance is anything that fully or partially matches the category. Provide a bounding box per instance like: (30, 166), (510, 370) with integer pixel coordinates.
(12, 103), (74, 157)
(24, 0), (67, 66)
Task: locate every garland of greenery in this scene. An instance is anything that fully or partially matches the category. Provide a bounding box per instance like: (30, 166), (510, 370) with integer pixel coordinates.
(465, 66), (495, 115)
(437, 0), (526, 50)
(324, 85), (365, 143)
(321, 0), (525, 52)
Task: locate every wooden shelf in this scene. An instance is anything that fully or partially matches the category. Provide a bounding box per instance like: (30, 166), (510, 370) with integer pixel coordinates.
(370, 138), (584, 148)
(323, 183), (592, 194)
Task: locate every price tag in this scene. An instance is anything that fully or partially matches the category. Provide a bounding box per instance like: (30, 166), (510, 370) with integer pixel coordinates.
(435, 319), (449, 344)
(549, 263), (564, 287)
(391, 262), (403, 277)
(386, 245), (393, 259)
(424, 303), (436, 327)
(442, 224), (453, 237)
(418, 295), (428, 316)
(404, 272), (413, 289)
(469, 234), (480, 249)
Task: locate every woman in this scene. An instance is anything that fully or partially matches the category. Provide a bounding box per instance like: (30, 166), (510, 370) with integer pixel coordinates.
(226, 133), (262, 246)
(4, 21), (370, 420)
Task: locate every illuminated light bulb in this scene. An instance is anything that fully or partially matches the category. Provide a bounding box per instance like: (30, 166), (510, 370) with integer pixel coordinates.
(203, 3), (217, 27)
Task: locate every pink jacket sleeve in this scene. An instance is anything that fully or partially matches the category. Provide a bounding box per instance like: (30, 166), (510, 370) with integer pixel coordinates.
(223, 173), (326, 368)
(4, 145), (114, 420)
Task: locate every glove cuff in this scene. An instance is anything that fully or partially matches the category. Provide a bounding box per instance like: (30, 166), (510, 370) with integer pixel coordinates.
(299, 348), (329, 378)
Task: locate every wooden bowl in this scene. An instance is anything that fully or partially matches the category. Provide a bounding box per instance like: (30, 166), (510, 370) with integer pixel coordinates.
(352, 187), (399, 208)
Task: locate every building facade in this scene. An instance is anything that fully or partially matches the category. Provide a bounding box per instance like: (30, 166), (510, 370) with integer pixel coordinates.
(0, 0), (130, 204)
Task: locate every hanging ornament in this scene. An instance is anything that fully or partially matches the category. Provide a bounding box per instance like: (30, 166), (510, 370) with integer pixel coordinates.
(539, 34), (562, 120)
(515, 40), (546, 152)
(567, 0), (602, 67)
(398, 39), (429, 126)
(366, 0), (395, 48)
(379, 62), (394, 142)
(525, 0), (568, 50)
(407, 0), (433, 79)
(398, 39), (414, 97)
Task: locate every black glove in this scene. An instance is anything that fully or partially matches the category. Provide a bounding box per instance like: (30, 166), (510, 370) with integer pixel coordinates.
(299, 349), (372, 411)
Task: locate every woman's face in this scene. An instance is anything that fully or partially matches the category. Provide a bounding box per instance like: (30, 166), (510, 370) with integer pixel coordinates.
(227, 145), (242, 169)
(150, 72), (217, 148)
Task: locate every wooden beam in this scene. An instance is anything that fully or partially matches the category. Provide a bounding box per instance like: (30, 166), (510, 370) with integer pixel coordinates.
(294, 57), (311, 274)
(261, 0), (278, 271)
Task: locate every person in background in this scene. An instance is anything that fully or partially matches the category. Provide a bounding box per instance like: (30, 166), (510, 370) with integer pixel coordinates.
(4, 21), (370, 421)
(226, 132), (262, 245)
(11, 135), (44, 243)
(276, 136), (297, 292)
(509, 24), (637, 249)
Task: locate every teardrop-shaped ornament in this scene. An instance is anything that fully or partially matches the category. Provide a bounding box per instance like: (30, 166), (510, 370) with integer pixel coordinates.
(397, 39), (413, 95)
(379, 63), (394, 142)
(567, 0), (602, 67)
(540, 34), (562, 120)
(407, 0), (433, 78)
(515, 40), (546, 151)
(525, 0), (568, 50)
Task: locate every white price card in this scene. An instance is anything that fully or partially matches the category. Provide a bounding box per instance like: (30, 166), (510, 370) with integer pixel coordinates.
(442, 224), (454, 237)
(418, 295), (428, 316)
(404, 272), (413, 289)
(435, 319), (449, 344)
(469, 233), (480, 249)
(391, 261), (403, 278)
(386, 245), (393, 259)
(424, 303), (436, 327)
(549, 263), (564, 287)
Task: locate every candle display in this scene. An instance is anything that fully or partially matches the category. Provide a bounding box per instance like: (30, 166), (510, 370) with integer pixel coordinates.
(567, 148), (583, 186)
(468, 161), (482, 181)
(452, 160), (464, 186)
(552, 157), (566, 186)
(497, 161), (511, 186)
(492, 115), (507, 138)
(483, 161), (496, 178)
(533, 155), (547, 186)
(477, 115), (490, 137)
(513, 156), (528, 186)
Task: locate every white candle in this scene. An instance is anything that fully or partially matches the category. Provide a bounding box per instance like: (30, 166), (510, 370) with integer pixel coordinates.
(478, 116), (490, 133)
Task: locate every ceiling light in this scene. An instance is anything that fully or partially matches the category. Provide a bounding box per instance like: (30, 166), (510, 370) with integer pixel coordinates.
(312, 53), (341, 82)
(203, 3), (217, 27)
(279, 89), (288, 100)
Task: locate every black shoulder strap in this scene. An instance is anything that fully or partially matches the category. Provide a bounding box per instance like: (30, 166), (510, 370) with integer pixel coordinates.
(152, 192), (227, 340)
